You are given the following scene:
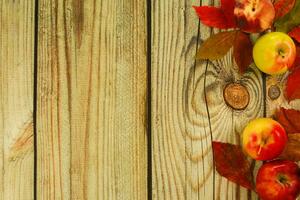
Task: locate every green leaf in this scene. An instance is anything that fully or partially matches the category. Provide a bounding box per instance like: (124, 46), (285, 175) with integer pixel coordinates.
(275, 0), (300, 33)
(196, 31), (237, 60)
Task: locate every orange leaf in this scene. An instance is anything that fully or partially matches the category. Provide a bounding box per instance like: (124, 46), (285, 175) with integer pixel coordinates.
(197, 31), (237, 60)
(285, 67), (300, 101)
(212, 142), (254, 190)
(274, 108), (300, 134)
(233, 31), (253, 74)
(279, 134), (300, 161)
(274, 0), (296, 19)
(289, 26), (300, 43)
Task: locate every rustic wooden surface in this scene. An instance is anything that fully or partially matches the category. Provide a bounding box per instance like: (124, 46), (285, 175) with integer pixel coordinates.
(37, 0), (148, 199)
(0, 1), (35, 199)
(152, 0), (263, 199)
(0, 0), (293, 199)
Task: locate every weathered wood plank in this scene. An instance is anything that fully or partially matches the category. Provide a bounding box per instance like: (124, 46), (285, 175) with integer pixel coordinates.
(37, 0), (148, 199)
(0, 1), (35, 199)
(201, 50), (263, 200)
(152, 0), (263, 199)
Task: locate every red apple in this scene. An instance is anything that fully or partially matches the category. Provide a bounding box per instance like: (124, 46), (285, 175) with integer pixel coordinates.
(234, 0), (275, 33)
(242, 118), (287, 160)
(256, 160), (300, 200)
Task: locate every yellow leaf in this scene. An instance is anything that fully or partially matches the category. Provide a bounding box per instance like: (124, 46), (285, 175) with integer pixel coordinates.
(197, 31), (237, 60)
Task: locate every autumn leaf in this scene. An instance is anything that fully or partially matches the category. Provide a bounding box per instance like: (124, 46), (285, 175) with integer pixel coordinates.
(289, 26), (300, 43)
(220, 0), (236, 27)
(279, 134), (300, 162)
(285, 67), (300, 101)
(291, 45), (300, 69)
(275, 0), (300, 33)
(274, 0), (296, 19)
(274, 108), (300, 134)
(233, 31), (253, 74)
(197, 31), (237, 60)
(193, 0), (236, 29)
(212, 141), (254, 190)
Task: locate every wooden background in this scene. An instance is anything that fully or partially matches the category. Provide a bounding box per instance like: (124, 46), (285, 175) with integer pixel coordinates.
(0, 0), (292, 199)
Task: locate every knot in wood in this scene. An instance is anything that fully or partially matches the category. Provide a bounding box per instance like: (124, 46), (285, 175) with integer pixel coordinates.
(223, 83), (249, 110)
(268, 85), (281, 100)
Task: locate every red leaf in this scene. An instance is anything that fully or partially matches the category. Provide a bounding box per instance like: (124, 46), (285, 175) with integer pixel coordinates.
(279, 134), (300, 162)
(285, 67), (300, 101)
(289, 26), (300, 43)
(274, 0), (296, 19)
(233, 31), (253, 73)
(193, 0), (237, 29)
(212, 141), (254, 190)
(221, 0), (236, 26)
(274, 108), (300, 134)
(291, 45), (300, 69)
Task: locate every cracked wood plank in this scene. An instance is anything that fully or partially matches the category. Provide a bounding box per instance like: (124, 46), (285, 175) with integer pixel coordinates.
(0, 1), (35, 199)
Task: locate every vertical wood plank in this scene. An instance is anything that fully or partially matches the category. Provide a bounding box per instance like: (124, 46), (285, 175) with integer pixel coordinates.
(152, 0), (263, 199)
(0, 1), (35, 200)
(37, 0), (148, 199)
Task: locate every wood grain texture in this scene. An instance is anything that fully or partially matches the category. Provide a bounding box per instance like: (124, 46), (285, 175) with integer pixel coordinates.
(266, 75), (287, 117)
(37, 0), (148, 199)
(152, 0), (263, 199)
(0, 1), (35, 199)
(266, 74), (300, 117)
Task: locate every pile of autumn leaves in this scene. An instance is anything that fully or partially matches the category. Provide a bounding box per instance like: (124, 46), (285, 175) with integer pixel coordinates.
(193, 0), (300, 193)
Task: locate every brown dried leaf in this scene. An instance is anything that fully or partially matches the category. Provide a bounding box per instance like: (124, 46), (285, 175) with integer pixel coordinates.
(274, 108), (300, 134)
(197, 31), (237, 60)
(233, 31), (253, 74)
(285, 67), (300, 102)
(279, 134), (300, 162)
(212, 141), (254, 190)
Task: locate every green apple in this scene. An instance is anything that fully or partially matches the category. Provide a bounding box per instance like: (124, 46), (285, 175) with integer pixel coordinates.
(253, 32), (296, 75)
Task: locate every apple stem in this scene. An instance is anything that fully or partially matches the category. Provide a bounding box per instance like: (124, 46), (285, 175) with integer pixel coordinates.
(258, 145), (263, 155)
(251, 0), (257, 12)
(280, 72), (289, 84)
(278, 49), (286, 58)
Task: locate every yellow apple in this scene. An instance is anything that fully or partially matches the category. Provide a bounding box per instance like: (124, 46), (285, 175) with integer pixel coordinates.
(253, 32), (296, 75)
(242, 118), (287, 161)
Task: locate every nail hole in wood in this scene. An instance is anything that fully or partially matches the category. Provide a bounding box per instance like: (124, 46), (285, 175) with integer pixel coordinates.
(268, 85), (281, 100)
